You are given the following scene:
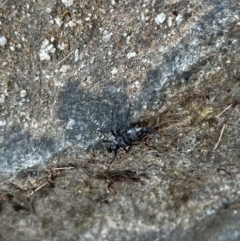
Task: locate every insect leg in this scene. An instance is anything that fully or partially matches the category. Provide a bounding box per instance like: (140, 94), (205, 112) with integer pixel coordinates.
(97, 130), (113, 143)
(116, 104), (131, 134)
(102, 140), (112, 143)
(110, 107), (117, 136)
(107, 150), (117, 170)
(111, 129), (117, 136)
(123, 147), (129, 153)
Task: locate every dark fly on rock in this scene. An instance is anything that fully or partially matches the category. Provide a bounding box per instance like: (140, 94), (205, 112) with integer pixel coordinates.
(102, 104), (158, 169)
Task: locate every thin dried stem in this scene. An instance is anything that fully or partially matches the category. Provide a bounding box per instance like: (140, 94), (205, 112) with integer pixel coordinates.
(28, 166), (75, 197)
(0, 0), (8, 8)
(213, 123), (226, 151)
(159, 121), (183, 131)
(216, 104), (232, 118)
(57, 50), (74, 65)
(51, 167), (75, 171)
(28, 182), (49, 196)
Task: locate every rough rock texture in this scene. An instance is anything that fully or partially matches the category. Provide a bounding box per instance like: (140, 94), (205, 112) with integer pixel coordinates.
(0, 0), (240, 240)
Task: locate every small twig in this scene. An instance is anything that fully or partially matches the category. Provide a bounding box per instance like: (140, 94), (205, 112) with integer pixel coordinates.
(96, 172), (115, 184)
(28, 182), (49, 196)
(57, 50), (74, 65)
(213, 123), (226, 151)
(151, 119), (180, 130)
(140, 163), (161, 172)
(61, 10), (71, 21)
(96, 172), (118, 195)
(217, 102), (238, 130)
(28, 166), (75, 197)
(159, 121), (183, 131)
(51, 167), (75, 171)
(0, 0), (8, 8)
(216, 104), (232, 118)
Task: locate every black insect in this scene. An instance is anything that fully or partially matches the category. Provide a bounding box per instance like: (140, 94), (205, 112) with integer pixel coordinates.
(103, 104), (157, 169)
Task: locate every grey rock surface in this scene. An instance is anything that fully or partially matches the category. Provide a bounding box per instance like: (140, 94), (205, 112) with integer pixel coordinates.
(0, 0), (240, 240)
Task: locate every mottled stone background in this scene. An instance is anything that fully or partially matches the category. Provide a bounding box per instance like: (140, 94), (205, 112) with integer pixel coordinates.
(0, 0), (240, 240)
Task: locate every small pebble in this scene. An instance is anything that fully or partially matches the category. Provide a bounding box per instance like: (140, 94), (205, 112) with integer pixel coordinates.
(0, 94), (5, 103)
(176, 14), (183, 25)
(74, 49), (79, 62)
(126, 52), (136, 59)
(39, 39), (56, 61)
(55, 17), (63, 27)
(90, 56), (95, 64)
(62, 0), (73, 7)
(0, 120), (6, 127)
(67, 21), (75, 28)
(167, 17), (173, 27)
(0, 36), (7, 46)
(79, 52), (84, 60)
(46, 7), (52, 13)
(60, 65), (71, 73)
(102, 30), (113, 42)
(111, 67), (118, 75)
(58, 42), (65, 50)
(41, 39), (49, 48)
(66, 118), (76, 130)
(155, 13), (166, 25)
(111, 0), (116, 5)
(10, 46), (15, 51)
(20, 90), (27, 98)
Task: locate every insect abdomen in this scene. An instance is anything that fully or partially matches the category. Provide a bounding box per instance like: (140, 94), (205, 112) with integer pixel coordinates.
(120, 127), (151, 146)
